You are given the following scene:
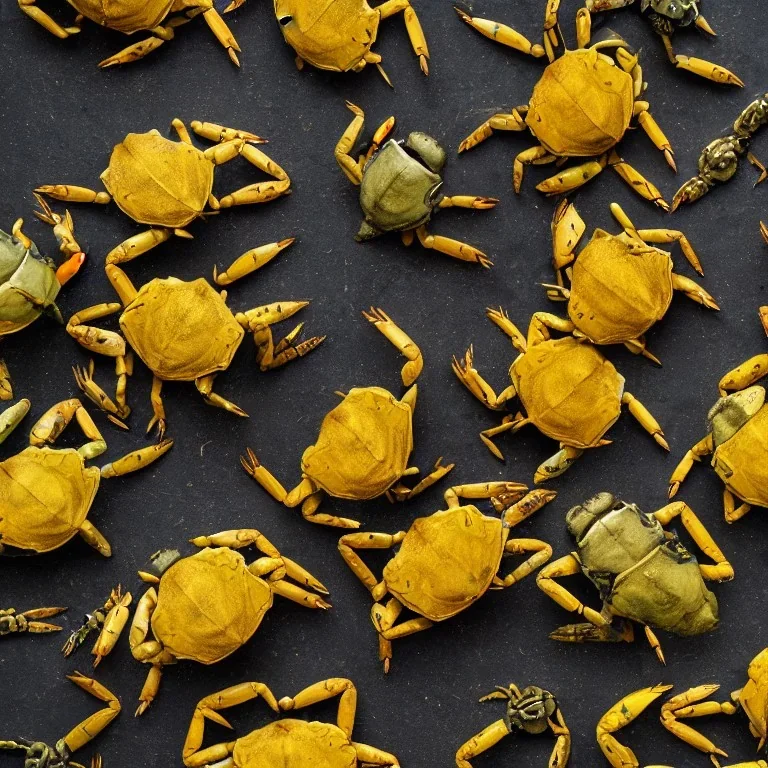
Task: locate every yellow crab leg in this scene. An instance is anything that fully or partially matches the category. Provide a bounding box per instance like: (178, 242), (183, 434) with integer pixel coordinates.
(0, 398), (30, 444)
(622, 392), (669, 450)
(100, 440), (174, 479)
(597, 685), (673, 768)
(335, 102), (367, 185)
(91, 590), (132, 668)
(672, 53), (743, 87)
(452, 346), (516, 410)
(458, 109), (528, 153)
(668, 434), (714, 498)
(339, 531), (405, 597)
(377, 0), (429, 75)
(515, 145), (558, 194)
(634, 103), (676, 171)
(480, 416), (529, 461)
(352, 743), (399, 767)
(218, 144), (291, 207)
(496, 539), (553, 587)
(670, 274), (719, 310)
(723, 488), (752, 524)
(104, 228), (174, 267)
(61, 673), (121, 753)
(213, 239), (294, 286)
(280, 679), (358, 736)
(386, 457), (454, 502)
(36, 184), (111, 205)
(536, 156), (606, 196)
(633, 228), (703, 276)
(67, 305), (125, 358)
(718, 354), (768, 394)
(534, 445), (585, 483)
(17, 0), (81, 36)
(437, 195), (497, 210)
(454, 7), (545, 58)
(362, 306), (423, 386)
(608, 152), (669, 210)
(415, 225), (493, 268)
(456, 720), (510, 768)
(660, 685), (733, 761)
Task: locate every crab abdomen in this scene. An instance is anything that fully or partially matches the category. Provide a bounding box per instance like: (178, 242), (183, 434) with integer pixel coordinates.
(712, 405), (768, 507)
(120, 277), (244, 381)
(274, 0), (379, 72)
(233, 719), (356, 768)
(526, 49), (634, 157)
(102, 132), (213, 228)
(151, 548), (272, 665)
(301, 387), (413, 500)
(608, 543), (718, 635)
(512, 338), (623, 448)
(70, 0), (173, 34)
(0, 447), (99, 553)
(384, 506), (504, 621)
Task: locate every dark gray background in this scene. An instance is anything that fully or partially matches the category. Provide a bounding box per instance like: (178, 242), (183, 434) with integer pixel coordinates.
(1, 1), (767, 765)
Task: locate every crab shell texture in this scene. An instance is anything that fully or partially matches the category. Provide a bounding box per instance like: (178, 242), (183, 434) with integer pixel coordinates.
(300, 387), (413, 500)
(274, 0), (379, 72)
(358, 139), (442, 236)
(101, 131), (214, 229)
(511, 336), (624, 448)
(151, 547), (273, 665)
(641, 0), (700, 27)
(710, 388), (768, 507)
(0, 447), (99, 553)
(568, 231), (673, 343)
(231, 719), (358, 768)
(69, 0), (173, 34)
(0, 230), (60, 335)
(527, 48), (634, 157)
(568, 494), (718, 635)
(383, 505), (505, 621)
(740, 648), (768, 744)
(120, 277), (244, 381)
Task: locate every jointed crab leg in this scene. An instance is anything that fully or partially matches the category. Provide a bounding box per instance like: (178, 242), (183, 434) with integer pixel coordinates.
(17, 0), (82, 37)
(718, 354), (768, 394)
(414, 225), (493, 268)
(61, 673), (122, 754)
(621, 392), (669, 450)
(454, 7), (545, 59)
(0, 606), (67, 636)
(597, 685), (672, 768)
(668, 434), (714, 497)
(376, 0), (430, 75)
(335, 102), (367, 185)
(30, 398), (107, 460)
(213, 238), (295, 286)
(363, 307), (423, 386)
(0, 398), (30, 444)
(457, 107), (529, 153)
(183, 682), (280, 767)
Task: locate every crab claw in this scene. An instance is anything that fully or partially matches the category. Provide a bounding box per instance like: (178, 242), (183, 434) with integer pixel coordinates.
(671, 177), (710, 212)
(597, 684), (673, 768)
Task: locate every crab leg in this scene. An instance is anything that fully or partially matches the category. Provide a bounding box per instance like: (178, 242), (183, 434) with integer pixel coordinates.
(376, 0), (429, 74)
(183, 682), (279, 767)
(35, 185), (111, 205)
(105, 228), (175, 267)
(414, 225), (493, 268)
(73, 358), (132, 429)
(655, 503), (734, 581)
(98, 14), (198, 68)
(100, 440), (174, 479)
(668, 434), (714, 498)
(454, 8), (545, 58)
(458, 108), (529, 153)
(537, 554), (617, 638)
(213, 239), (295, 286)
(665, 43), (743, 87)
(29, 398), (107, 459)
(339, 531), (405, 600)
(280, 678), (358, 735)
(352, 743), (400, 767)
(438, 195), (498, 210)
(634, 102), (676, 171)
(723, 489), (752, 524)
(669, 274), (719, 310)
(60, 673), (121, 755)
(335, 102), (367, 185)
(622, 392), (669, 450)
(240, 449), (361, 528)
(145, 375), (166, 439)
(0, 606), (66, 636)
(660, 685), (735, 762)
(597, 685), (673, 768)
(0, 398), (30, 444)
(363, 307), (423, 386)
(534, 445), (586, 484)
(17, 0), (81, 36)
(452, 347), (517, 411)
(718, 354), (768, 394)
(66, 587), (132, 667)
(194, 375), (247, 418)
(66, 304), (126, 358)
(386, 457), (455, 502)
(456, 720), (510, 768)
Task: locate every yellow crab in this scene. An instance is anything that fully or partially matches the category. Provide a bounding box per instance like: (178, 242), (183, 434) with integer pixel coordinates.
(340, 485), (555, 671)
(242, 307), (452, 528)
(129, 530), (330, 715)
(456, 3), (675, 207)
(36, 120), (291, 269)
(0, 398), (171, 557)
(183, 678), (399, 767)
(18, 0), (243, 67)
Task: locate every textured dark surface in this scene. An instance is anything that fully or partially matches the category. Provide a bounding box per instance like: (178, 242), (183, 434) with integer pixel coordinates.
(0, 1), (767, 766)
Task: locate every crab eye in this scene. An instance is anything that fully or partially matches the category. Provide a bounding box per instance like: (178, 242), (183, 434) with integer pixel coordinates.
(278, 15), (293, 26)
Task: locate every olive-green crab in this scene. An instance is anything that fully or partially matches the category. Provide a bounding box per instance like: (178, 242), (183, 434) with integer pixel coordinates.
(670, 343), (768, 523)
(18, 0), (243, 67)
(183, 678), (399, 767)
(456, 684), (570, 768)
(335, 103), (497, 268)
(456, 3), (674, 207)
(0, 606), (67, 638)
(537, 492), (734, 664)
(66, 245), (322, 436)
(0, 398), (172, 557)
(0, 673), (120, 768)
(544, 199), (717, 362)
(37, 119), (291, 268)
(340, 485), (555, 671)
(0, 197), (85, 401)
(130, 530), (330, 715)
(243, 0), (429, 83)
(574, 0), (741, 86)
(242, 307), (453, 528)
(453, 310), (668, 482)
